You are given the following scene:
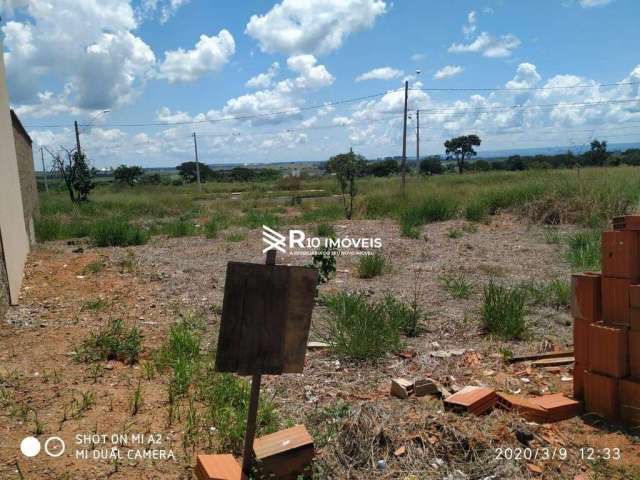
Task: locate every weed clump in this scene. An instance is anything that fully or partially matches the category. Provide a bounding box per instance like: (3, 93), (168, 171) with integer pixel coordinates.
(164, 217), (196, 237)
(566, 229), (601, 270)
(91, 219), (148, 247)
(321, 292), (403, 359)
(315, 222), (336, 238)
(481, 280), (527, 340)
(357, 253), (386, 279)
(440, 273), (474, 299)
(75, 319), (142, 364)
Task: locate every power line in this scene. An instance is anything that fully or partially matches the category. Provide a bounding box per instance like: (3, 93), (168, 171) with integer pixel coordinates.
(375, 98), (640, 116)
(410, 80), (640, 93)
(23, 90), (400, 129)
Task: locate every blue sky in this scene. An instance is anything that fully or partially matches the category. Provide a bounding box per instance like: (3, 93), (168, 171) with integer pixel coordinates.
(1, 0), (639, 168)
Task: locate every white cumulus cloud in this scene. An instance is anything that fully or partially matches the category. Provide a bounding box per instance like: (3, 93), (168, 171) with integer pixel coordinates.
(434, 65), (464, 80)
(159, 30), (235, 83)
(449, 31), (521, 58)
(246, 62), (280, 89)
(355, 67), (404, 82)
(245, 0), (387, 56)
(579, 0), (615, 6)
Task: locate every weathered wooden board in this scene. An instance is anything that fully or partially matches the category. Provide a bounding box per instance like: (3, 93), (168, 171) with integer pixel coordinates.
(215, 262), (318, 375)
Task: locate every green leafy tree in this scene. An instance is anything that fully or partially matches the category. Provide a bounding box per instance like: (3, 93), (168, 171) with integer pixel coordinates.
(114, 165), (144, 186)
(444, 135), (481, 174)
(367, 159), (399, 177)
(55, 149), (96, 203)
(177, 161), (213, 183)
(327, 149), (366, 220)
(419, 156), (444, 175)
(583, 139), (608, 166)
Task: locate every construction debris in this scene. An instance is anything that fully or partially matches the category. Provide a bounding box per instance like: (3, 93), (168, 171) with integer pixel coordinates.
(531, 393), (581, 423)
(195, 454), (246, 480)
(306, 340), (331, 349)
(443, 386), (496, 415)
(414, 378), (439, 397)
(531, 356), (575, 367)
(390, 378), (414, 399)
(507, 349), (574, 364)
(496, 393), (549, 423)
(253, 425), (314, 480)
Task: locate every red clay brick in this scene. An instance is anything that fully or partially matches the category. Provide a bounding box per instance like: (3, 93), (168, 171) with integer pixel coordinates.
(613, 215), (640, 231)
(496, 393), (549, 423)
(195, 454), (246, 480)
(571, 273), (601, 323)
(602, 230), (640, 280)
(630, 308), (640, 331)
(601, 277), (631, 326)
(629, 284), (640, 307)
(573, 319), (589, 366)
(573, 362), (585, 400)
(531, 393), (581, 422)
(444, 386), (496, 415)
(630, 330), (640, 379)
(619, 378), (640, 428)
(587, 323), (629, 378)
(584, 370), (619, 420)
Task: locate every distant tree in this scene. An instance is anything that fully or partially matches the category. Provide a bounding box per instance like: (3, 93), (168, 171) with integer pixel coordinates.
(583, 139), (608, 166)
(367, 159), (399, 177)
(444, 135), (481, 174)
(140, 173), (162, 185)
(506, 155), (527, 171)
(327, 149), (366, 220)
(54, 149), (96, 203)
(229, 167), (255, 182)
(114, 165), (144, 186)
(177, 161), (213, 183)
(419, 156), (444, 175)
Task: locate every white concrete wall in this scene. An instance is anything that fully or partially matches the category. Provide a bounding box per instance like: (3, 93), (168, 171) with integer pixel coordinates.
(0, 36), (29, 304)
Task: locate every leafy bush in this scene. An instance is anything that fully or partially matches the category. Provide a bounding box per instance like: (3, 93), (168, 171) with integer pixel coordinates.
(306, 246), (337, 284)
(481, 280), (527, 340)
(439, 273), (473, 299)
(91, 219), (148, 247)
(321, 292), (403, 359)
(357, 253), (386, 279)
(75, 319), (142, 364)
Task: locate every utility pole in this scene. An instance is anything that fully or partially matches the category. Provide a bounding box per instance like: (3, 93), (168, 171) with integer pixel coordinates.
(401, 80), (408, 193)
(416, 109), (420, 166)
(193, 132), (201, 191)
(74, 120), (81, 156)
(40, 147), (48, 192)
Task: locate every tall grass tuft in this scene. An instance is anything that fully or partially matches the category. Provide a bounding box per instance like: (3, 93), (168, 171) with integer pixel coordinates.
(91, 219), (148, 247)
(357, 253), (386, 279)
(481, 280), (527, 340)
(321, 292), (403, 359)
(439, 272), (474, 299)
(381, 293), (422, 337)
(164, 217), (197, 237)
(566, 230), (601, 270)
(75, 319), (142, 364)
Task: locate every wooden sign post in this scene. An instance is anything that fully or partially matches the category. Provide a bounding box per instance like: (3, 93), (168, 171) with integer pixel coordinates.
(215, 249), (318, 475)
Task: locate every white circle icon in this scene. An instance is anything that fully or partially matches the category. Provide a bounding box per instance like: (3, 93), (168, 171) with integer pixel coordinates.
(20, 437), (41, 457)
(44, 437), (66, 458)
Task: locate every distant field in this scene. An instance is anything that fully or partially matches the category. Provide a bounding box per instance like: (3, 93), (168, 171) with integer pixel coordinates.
(35, 166), (640, 246)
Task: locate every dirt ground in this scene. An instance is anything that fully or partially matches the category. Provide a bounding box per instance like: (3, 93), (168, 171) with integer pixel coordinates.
(1, 215), (639, 479)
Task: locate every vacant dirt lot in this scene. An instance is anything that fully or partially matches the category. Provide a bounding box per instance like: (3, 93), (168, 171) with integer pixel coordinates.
(1, 215), (638, 479)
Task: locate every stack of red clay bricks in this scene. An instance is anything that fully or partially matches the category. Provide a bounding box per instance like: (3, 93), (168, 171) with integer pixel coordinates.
(572, 215), (640, 427)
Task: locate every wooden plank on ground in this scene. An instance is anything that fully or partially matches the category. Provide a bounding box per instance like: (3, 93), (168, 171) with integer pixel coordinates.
(531, 356), (575, 367)
(508, 349), (574, 364)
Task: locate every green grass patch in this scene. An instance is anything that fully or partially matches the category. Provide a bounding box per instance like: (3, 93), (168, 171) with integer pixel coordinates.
(519, 278), (571, 309)
(381, 293), (423, 337)
(91, 219), (148, 247)
(204, 212), (231, 239)
(80, 297), (109, 311)
(320, 291), (403, 359)
(225, 232), (246, 242)
(164, 218), (197, 237)
(315, 222), (336, 238)
(481, 279), (527, 340)
(357, 253), (386, 279)
(81, 258), (106, 275)
(75, 319), (142, 364)
(447, 228), (463, 239)
(245, 211), (278, 229)
(439, 272), (474, 299)
(566, 229), (601, 270)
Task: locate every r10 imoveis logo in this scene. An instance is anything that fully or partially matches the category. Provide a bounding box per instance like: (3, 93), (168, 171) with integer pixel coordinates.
(262, 225), (382, 255)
